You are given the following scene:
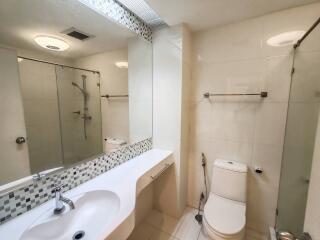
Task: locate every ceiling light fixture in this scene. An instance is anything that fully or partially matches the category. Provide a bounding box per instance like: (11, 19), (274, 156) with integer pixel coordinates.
(34, 36), (69, 51)
(115, 61), (128, 68)
(267, 31), (305, 47)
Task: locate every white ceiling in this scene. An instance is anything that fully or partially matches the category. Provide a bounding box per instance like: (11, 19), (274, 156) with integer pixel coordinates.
(0, 0), (135, 59)
(145, 0), (320, 31)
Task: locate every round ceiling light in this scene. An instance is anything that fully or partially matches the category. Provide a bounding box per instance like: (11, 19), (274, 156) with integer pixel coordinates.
(34, 36), (69, 51)
(115, 61), (128, 68)
(267, 31), (305, 47)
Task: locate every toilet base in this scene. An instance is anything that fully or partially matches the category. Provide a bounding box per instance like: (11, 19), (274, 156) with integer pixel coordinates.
(203, 218), (245, 240)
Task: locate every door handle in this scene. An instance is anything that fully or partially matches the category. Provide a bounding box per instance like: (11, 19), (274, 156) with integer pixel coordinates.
(16, 136), (26, 144)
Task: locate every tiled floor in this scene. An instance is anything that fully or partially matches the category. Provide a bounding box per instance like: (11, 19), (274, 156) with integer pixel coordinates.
(128, 207), (211, 240)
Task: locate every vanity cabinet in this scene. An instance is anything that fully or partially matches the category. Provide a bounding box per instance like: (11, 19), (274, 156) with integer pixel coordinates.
(136, 155), (174, 195)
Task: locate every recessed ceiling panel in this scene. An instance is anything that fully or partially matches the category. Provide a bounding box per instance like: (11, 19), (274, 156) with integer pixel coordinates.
(117, 0), (165, 27)
(145, 0), (320, 31)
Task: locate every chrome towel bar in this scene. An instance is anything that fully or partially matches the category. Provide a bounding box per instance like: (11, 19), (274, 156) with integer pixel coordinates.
(101, 94), (129, 99)
(203, 91), (268, 98)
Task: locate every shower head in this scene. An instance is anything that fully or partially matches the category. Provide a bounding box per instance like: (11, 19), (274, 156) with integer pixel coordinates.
(72, 82), (88, 95)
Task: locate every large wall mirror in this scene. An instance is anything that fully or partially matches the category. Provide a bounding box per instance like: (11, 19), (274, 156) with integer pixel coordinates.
(0, 0), (152, 189)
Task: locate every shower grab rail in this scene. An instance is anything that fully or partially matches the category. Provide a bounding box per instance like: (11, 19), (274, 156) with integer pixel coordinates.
(101, 94), (129, 99)
(203, 91), (268, 98)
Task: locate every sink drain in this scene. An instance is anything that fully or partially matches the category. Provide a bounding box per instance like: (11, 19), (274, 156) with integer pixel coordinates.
(72, 231), (85, 240)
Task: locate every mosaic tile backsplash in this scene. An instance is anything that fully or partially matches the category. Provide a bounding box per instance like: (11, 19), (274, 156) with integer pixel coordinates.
(0, 138), (152, 225)
(78, 0), (152, 42)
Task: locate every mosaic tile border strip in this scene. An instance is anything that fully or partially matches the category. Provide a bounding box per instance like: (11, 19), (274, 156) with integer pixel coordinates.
(78, 0), (152, 42)
(0, 138), (152, 225)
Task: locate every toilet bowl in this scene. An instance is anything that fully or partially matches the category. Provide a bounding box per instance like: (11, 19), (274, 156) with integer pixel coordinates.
(203, 194), (246, 240)
(203, 159), (248, 240)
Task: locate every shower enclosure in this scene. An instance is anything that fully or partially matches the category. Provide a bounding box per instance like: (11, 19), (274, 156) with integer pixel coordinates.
(56, 66), (102, 165)
(18, 58), (103, 173)
(276, 18), (320, 237)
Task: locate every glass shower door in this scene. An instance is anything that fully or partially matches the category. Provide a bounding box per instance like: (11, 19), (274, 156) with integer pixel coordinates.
(276, 24), (320, 236)
(55, 66), (103, 166)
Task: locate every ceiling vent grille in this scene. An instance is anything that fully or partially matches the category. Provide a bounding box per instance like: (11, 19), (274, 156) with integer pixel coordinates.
(62, 28), (94, 41)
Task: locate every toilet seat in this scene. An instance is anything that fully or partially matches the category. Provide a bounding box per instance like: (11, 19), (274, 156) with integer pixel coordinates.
(204, 194), (246, 239)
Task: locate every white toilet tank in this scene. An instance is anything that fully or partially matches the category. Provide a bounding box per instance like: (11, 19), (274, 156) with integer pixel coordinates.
(211, 159), (248, 203)
(104, 138), (127, 153)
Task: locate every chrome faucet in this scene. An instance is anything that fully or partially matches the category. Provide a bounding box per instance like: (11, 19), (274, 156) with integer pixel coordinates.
(53, 186), (75, 215)
(32, 172), (46, 181)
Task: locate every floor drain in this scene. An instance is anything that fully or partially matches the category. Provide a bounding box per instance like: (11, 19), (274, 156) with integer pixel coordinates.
(72, 231), (85, 240)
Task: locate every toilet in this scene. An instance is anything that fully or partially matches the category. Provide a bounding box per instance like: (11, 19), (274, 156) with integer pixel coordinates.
(104, 138), (127, 153)
(203, 159), (248, 240)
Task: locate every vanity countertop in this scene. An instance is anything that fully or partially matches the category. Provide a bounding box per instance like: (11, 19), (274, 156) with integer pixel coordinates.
(0, 148), (173, 240)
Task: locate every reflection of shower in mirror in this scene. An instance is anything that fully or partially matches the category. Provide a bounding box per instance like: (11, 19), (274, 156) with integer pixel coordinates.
(72, 74), (92, 139)
(71, 81), (88, 96)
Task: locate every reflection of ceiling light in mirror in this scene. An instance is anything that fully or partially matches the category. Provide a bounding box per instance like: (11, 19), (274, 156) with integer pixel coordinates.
(34, 36), (69, 51)
(267, 31), (305, 47)
(17, 57), (23, 62)
(115, 61), (128, 68)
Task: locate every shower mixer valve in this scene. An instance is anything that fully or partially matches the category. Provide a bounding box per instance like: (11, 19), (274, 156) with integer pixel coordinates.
(81, 114), (92, 120)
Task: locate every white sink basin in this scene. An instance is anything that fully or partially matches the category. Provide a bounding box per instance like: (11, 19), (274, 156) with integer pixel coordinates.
(20, 190), (120, 240)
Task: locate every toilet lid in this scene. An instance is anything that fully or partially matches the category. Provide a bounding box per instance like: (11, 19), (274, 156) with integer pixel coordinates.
(204, 194), (246, 236)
